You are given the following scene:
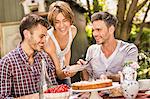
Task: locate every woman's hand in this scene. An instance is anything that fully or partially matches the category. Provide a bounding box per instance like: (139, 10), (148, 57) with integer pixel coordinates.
(63, 64), (86, 77)
(63, 69), (76, 77)
(63, 70), (76, 77)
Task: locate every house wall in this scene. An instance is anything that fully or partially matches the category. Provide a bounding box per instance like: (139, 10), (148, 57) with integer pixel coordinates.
(0, 0), (24, 22)
(0, 22), (21, 57)
(0, 0), (23, 58)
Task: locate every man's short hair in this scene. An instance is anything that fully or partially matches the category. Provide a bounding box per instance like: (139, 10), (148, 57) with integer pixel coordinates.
(19, 14), (49, 40)
(91, 12), (118, 28)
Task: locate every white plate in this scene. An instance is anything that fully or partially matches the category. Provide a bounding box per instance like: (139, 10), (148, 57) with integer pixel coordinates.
(145, 91), (150, 95)
(71, 82), (120, 92)
(63, 65), (87, 73)
(44, 91), (71, 99)
(138, 79), (150, 91)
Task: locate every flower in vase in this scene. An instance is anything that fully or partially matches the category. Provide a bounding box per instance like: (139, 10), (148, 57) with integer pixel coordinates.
(124, 61), (140, 70)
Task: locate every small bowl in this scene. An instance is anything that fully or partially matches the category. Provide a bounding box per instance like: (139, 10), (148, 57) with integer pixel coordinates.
(44, 91), (71, 99)
(138, 79), (150, 90)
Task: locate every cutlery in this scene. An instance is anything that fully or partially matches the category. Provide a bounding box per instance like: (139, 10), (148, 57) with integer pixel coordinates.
(85, 58), (93, 65)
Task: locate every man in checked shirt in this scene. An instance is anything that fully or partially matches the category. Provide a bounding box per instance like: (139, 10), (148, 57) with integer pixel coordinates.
(0, 14), (58, 98)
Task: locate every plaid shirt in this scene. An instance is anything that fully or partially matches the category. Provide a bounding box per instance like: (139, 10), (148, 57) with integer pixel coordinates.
(0, 44), (58, 98)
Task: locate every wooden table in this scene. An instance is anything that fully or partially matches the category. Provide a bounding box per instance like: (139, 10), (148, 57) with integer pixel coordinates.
(70, 91), (150, 99)
(103, 93), (150, 99)
(15, 91), (150, 99)
(15, 93), (39, 99)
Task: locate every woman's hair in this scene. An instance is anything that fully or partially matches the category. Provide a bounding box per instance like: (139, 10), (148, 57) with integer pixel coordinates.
(48, 1), (74, 26)
(91, 12), (118, 28)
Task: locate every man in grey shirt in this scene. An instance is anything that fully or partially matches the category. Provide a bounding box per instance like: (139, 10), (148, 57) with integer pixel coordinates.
(78, 12), (138, 81)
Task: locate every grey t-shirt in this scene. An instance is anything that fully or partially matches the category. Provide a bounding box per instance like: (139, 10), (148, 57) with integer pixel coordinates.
(85, 40), (138, 79)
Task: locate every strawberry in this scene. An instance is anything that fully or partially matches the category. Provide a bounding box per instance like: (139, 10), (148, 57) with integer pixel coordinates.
(44, 84), (69, 93)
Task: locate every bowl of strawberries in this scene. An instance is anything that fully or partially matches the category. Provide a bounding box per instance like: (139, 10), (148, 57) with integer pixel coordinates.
(44, 84), (71, 99)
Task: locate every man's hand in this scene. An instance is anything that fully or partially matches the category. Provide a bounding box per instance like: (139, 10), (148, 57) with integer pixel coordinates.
(100, 74), (108, 80)
(77, 59), (87, 65)
(107, 74), (120, 82)
(99, 73), (120, 82)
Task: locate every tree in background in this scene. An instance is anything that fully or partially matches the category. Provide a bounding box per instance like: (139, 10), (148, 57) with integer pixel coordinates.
(116, 0), (149, 41)
(134, 2), (150, 46)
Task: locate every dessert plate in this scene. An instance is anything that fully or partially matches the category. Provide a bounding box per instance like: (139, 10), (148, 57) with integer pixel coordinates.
(63, 58), (93, 73)
(71, 82), (120, 92)
(145, 90), (150, 95)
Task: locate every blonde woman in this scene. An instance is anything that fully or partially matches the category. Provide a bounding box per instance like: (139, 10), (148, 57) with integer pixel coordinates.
(44, 1), (78, 85)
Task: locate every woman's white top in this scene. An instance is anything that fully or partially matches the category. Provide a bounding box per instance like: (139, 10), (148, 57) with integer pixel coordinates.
(47, 27), (73, 70)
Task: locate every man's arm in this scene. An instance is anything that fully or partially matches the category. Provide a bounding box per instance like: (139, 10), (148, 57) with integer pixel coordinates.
(125, 43), (138, 62)
(0, 59), (12, 98)
(77, 59), (90, 81)
(82, 70), (89, 81)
